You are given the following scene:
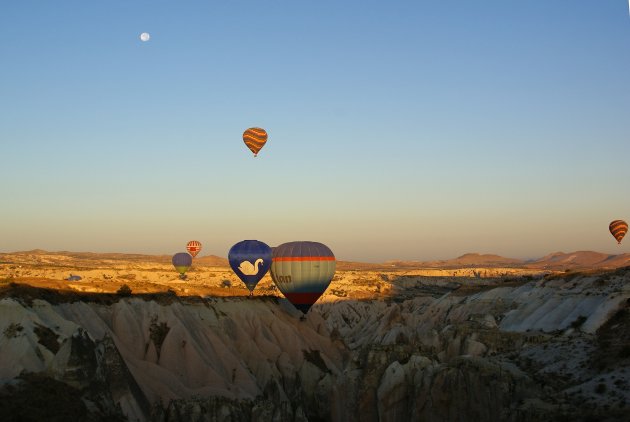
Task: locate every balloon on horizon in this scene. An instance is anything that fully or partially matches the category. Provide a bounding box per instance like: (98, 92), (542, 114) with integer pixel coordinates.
(186, 240), (202, 258)
(609, 220), (628, 244)
(270, 241), (336, 316)
(172, 252), (193, 280)
(242, 127), (268, 157)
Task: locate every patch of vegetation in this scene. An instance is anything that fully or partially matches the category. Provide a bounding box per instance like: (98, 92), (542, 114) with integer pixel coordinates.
(0, 373), (87, 421)
(149, 316), (170, 359)
(0, 372), (126, 422)
(302, 349), (330, 373)
(330, 289), (347, 297)
(34, 323), (60, 354)
(595, 383), (607, 394)
(116, 284), (132, 296)
(3, 322), (23, 338)
(544, 270), (583, 282)
(571, 315), (588, 330)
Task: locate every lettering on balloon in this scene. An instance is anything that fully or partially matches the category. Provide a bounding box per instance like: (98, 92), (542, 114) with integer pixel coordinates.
(275, 275), (292, 284)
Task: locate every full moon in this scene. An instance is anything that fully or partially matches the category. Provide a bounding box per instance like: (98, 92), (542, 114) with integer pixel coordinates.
(140, 32), (150, 42)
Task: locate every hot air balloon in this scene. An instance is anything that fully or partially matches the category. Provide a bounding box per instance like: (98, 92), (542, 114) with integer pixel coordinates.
(228, 240), (272, 295)
(270, 241), (336, 315)
(609, 220), (628, 244)
(187, 240), (202, 258)
(242, 127), (268, 157)
(172, 252), (193, 280)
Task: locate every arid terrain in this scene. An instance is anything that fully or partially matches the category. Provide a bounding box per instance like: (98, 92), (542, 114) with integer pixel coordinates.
(1, 250), (629, 421)
(0, 250), (554, 301)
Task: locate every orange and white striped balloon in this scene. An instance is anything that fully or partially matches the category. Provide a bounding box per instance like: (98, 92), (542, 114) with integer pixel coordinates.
(186, 240), (202, 257)
(609, 220), (628, 244)
(242, 127), (268, 157)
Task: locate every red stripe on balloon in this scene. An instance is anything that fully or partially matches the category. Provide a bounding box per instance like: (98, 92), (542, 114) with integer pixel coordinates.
(283, 292), (324, 304)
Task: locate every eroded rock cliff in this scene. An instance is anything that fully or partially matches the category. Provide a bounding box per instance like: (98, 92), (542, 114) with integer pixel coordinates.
(1, 268), (629, 421)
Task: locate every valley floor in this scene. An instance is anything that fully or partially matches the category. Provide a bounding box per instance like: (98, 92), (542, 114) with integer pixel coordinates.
(1, 255), (629, 421)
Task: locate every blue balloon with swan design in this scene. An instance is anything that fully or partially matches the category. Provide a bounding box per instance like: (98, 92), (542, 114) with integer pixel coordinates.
(228, 240), (273, 295)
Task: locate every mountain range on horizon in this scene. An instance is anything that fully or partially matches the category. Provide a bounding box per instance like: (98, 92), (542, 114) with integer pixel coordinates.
(2, 249), (630, 271)
(385, 251), (630, 270)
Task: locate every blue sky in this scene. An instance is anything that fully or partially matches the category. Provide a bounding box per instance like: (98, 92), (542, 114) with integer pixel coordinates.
(1, 1), (629, 262)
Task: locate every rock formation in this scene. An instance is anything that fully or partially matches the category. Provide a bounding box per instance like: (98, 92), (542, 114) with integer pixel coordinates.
(1, 267), (629, 421)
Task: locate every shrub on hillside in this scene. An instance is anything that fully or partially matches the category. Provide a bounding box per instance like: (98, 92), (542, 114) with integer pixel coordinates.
(117, 284), (132, 296)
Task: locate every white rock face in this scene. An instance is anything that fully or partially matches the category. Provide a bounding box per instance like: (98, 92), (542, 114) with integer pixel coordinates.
(1, 268), (629, 421)
(498, 275), (629, 333)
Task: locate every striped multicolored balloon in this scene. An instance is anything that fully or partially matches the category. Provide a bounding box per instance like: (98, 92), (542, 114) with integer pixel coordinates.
(609, 220), (628, 244)
(270, 241), (336, 315)
(242, 127), (268, 157)
(186, 240), (202, 257)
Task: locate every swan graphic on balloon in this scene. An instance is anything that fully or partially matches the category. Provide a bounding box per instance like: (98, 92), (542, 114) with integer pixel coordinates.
(270, 241), (336, 316)
(228, 240), (272, 295)
(238, 258), (264, 275)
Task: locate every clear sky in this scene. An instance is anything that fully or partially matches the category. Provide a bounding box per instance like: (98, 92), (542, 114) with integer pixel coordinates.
(1, 1), (629, 262)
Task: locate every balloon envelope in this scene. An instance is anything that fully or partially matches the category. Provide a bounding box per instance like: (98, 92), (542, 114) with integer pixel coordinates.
(609, 220), (628, 244)
(242, 127), (268, 156)
(187, 240), (202, 257)
(172, 252), (193, 275)
(270, 241), (336, 314)
(228, 240), (272, 293)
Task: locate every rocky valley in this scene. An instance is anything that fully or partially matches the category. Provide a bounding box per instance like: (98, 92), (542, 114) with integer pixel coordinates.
(0, 251), (629, 421)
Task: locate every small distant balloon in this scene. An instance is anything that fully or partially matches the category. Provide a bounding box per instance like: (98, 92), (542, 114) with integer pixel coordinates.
(140, 32), (150, 42)
(242, 127), (268, 157)
(609, 220), (628, 244)
(172, 252), (193, 280)
(187, 240), (202, 258)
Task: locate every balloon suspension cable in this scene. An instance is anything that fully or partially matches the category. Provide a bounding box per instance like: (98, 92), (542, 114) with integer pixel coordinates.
(300, 315), (307, 322)
(254, 153), (258, 157)
(249, 291), (253, 297)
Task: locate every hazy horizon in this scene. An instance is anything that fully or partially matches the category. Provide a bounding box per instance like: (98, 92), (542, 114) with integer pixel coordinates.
(2, 246), (628, 265)
(2, 1), (629, 262)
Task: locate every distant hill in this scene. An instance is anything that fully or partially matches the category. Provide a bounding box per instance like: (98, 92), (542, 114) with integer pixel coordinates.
(425, 253), (524, 268)
(1, 249), (629, 271)
(525, 251), (630, 270)
(384, 251), (630, 270)
(386, 253), (524, 269)
(0, 250), (228, 267)
(193, 255), (229, 267)
(335, 260), (386, 271)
